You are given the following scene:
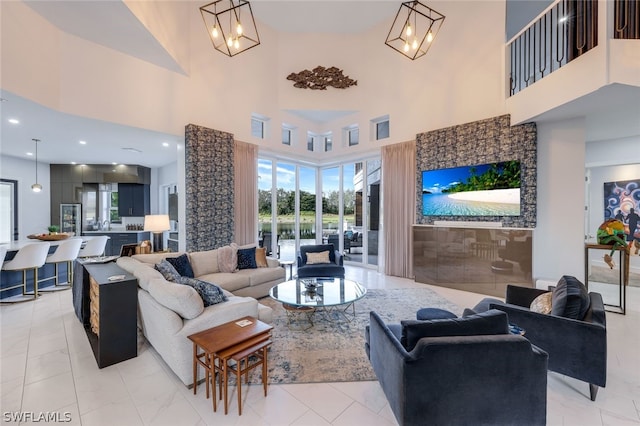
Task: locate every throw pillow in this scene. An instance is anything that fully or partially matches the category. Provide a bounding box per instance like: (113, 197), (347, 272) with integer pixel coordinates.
(148, 278), (204, 319)
(255, 247), (268, 267)
(237, 247), (258, 270)
(550, 275), (590, 319)
(306, 250), (330, 264)
(165, 253), (195, 278)
(217, 244), (238, 273)
(401, 309), (509, 352)
(176, 276), (228, 306)
(530, 292), (553, 314)
(155, 259), (181, 282)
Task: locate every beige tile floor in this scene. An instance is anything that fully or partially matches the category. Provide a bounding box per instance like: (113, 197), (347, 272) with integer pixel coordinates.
(1, 265), (639, 425)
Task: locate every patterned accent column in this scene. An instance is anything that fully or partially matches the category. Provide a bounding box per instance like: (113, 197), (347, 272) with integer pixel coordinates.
(415, 114), (537, 228)
(185, 124), (235, 251)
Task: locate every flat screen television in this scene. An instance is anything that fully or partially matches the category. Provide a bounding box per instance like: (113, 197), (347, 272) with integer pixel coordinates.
(422, 160), (521, 216)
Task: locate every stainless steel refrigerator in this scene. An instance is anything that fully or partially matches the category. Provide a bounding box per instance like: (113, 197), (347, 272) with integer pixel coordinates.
(60, 203), (81, 235)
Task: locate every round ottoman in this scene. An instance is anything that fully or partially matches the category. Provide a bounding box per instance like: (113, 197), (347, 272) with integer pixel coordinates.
(416, 307), (458, 320)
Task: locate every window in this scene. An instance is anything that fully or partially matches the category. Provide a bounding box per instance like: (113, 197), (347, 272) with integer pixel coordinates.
(371, 115), (390, 141)
(282, 127), (291, 145)
(251, 113), (270, 139)
(324, 136), (332, 152)
(307, 132), (315, 151)
(348, 128), (359, 146)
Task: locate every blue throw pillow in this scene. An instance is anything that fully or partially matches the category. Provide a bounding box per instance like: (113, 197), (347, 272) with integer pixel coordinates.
(237, 247), (257, 270)
(165, 254), (195, 278)
(155, 260), (181, 282)
(551, 275), (590, 319)
(176, 276), (228, 306)
(401, 309), (509, 351)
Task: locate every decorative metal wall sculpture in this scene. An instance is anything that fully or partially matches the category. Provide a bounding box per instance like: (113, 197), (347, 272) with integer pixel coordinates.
(287, 66), (357, 90)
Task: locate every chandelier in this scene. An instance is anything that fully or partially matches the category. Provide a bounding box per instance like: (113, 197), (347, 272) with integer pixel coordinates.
(385, 1), (445, 60)
(200, 0), (260, 57)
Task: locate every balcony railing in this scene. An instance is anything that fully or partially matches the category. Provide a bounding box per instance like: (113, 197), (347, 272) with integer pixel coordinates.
(508, 0), (598, 96)
(615, 0), (640, 39)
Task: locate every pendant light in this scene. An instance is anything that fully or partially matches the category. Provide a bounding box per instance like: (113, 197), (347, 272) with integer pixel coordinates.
(31, 138), (42, 193)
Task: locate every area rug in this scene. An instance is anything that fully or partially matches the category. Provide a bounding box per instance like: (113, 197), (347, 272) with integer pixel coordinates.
(256, 287), (461, 385)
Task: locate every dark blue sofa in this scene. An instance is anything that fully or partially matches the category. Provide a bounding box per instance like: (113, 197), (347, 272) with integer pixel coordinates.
(366, 309), (548, 426)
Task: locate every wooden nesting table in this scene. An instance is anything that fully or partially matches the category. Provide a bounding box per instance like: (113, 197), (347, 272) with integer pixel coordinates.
(188, 317), (273, 415)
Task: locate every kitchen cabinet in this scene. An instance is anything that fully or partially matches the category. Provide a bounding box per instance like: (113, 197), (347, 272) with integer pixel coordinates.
(118, 183), (150, 217)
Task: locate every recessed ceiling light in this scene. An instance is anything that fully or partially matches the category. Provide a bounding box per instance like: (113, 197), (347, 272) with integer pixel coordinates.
(8, 118), (19, 124)
(26, 152), (33, 156)
(162, 142), (169, 147)
(112, 162), (117, 165)
(71, 162), (77, 165)
(79, 140), (87, 145)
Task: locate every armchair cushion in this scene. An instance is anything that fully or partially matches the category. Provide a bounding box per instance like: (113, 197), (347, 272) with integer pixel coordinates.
(299, 244), (337, 264)
(551, 275), (590, 319)
(400, 309), (509, 351)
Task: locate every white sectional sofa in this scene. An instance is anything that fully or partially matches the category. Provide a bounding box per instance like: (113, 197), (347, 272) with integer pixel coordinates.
(116, 247), (284, 387)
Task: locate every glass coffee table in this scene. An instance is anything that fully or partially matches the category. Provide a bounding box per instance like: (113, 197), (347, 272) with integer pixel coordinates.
(269, 277), (367, 327)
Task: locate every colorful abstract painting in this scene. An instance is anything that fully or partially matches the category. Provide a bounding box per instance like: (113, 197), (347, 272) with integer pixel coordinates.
(604, 179), (640, 240)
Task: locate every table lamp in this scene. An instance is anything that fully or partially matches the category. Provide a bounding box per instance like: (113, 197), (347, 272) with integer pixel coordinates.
(144, 215), (170, 253)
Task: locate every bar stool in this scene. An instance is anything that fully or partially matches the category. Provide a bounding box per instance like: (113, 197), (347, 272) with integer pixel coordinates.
(40, 238), (82, 292)
(78, 236), (109, 258)
(1, 242), (51, 303)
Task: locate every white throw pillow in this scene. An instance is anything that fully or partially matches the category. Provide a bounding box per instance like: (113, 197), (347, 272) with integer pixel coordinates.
(148, 278), (204, 319)
(306, 250), (330, 264)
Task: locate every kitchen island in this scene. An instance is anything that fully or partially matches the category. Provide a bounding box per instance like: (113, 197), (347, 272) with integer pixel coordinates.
(1, 236), (104, 300)
(82, 230), (150, 256)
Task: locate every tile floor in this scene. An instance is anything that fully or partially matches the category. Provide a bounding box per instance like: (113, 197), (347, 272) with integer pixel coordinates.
(1, 266), (639, 425)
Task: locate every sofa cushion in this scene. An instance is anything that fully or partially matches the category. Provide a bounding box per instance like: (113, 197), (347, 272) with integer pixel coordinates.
(132, 252), (185, 265)
(217, 244), (238, 273)
(255, 247), (268, 267)
(198, 272), (250, 293)
(165, 253), (195, 278)
(401, 309), (509, 351)
(237, 247), (258, 270)
(134, 263), (165, 290)
(188, 249), (219, 276)
(236, 266), (285, 286)
(551, 275), (590, 319)
(530, 292), (553, 314)
(155, 260), (181, 282)
(306, 251), (330, 264)
(148, 278), (204, 319)
(175, 276), (227, 306)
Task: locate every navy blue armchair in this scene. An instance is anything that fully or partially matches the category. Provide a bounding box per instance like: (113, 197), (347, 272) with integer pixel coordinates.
(488, 284), (607, 401)
(297, 244), (344, 278)
(366, 310), (548, 426)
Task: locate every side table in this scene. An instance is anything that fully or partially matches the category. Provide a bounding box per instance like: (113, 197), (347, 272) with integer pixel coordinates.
(188, 317), (273, 415)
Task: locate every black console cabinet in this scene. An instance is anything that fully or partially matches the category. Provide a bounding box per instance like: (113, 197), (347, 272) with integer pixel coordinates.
(78, 263), (138, 368)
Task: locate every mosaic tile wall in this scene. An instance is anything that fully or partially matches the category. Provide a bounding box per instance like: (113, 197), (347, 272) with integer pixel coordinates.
(416, 115), (537, 228)
(185, 124), (235, 251)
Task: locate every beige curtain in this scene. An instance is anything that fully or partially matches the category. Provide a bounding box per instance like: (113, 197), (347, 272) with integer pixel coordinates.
(234, 140), (258, 245)
(382, 141), (416, 278)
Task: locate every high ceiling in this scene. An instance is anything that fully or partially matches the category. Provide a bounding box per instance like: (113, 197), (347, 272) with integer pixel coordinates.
(2, 1), (401, 167)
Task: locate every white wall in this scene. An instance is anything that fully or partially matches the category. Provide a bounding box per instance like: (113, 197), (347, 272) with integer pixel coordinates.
(534, 118), (587, 282)
(0, 155), (51, 237)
